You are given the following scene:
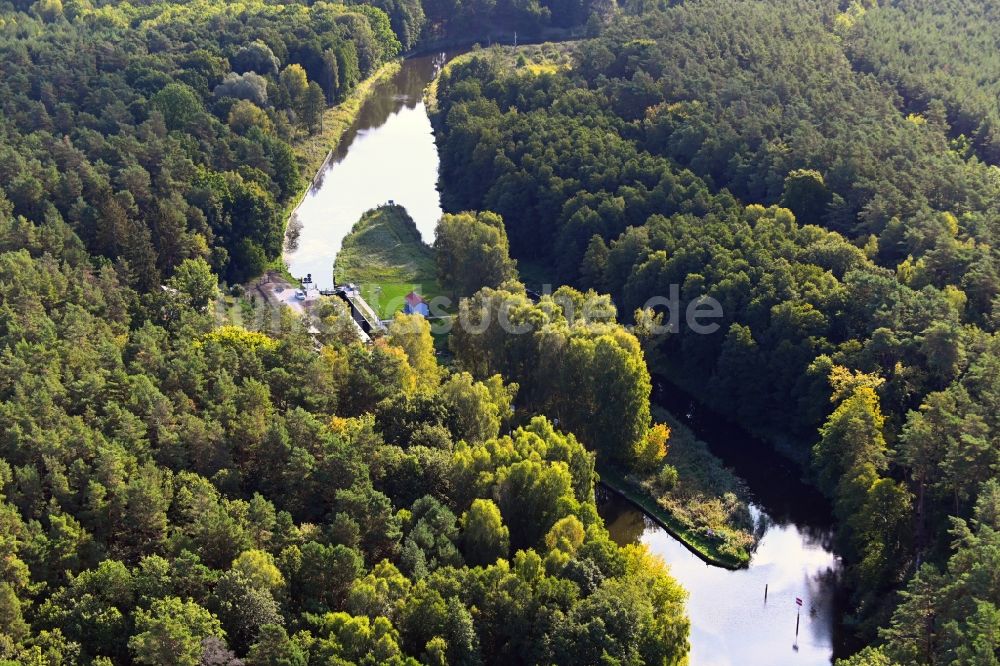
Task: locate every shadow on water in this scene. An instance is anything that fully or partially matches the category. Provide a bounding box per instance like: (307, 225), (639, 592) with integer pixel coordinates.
(310, 52), (453, 194)
(652, 376), (834, 534)
(596, 379), (851, 664)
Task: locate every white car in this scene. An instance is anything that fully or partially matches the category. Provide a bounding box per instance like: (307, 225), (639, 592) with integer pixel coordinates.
(294, 289), (307, 301)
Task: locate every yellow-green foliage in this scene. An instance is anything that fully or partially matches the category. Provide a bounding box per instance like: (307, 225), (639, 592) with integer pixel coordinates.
(201, 325), (279, 353)
(636, 408), (754, 563)
(388, 312), (441, 390)
(524, 62), (564, 76)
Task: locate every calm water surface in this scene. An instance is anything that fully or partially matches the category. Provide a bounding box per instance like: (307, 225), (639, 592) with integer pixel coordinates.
(284, 49), (844, 665)
(598, 382), (845, 665)
(601, 496), (841, 665)
(283, 53), (450, 289)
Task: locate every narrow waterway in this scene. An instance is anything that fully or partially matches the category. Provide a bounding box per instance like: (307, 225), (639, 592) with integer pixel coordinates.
(283, 53), (450, 289)
(285, 50), (844, 665)
(599, 381), (845, 666)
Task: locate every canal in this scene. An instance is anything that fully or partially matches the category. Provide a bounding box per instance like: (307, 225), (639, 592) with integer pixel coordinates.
(284, 52), (450, 289)
(599, 380), (845, 665)
(284, 49), (844, 665)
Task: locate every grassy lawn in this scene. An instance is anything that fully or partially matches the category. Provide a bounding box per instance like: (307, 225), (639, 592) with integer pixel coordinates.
(335, 205), (444, 319)
(599, 406), (756, 569)
(359, 282), (436, 320)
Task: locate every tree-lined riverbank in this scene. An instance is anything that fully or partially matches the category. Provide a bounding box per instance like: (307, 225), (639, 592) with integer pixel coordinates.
(283, 41), (845, 664)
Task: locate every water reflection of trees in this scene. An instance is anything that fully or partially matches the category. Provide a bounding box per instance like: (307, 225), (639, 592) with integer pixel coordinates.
(284, 214), (302, 251)
(752, 510), (770, 549)
(797, 524), (837, 551)
(308, 53), (449, 196)
(595, 488), (646, 546)
(752, 507), (837, 554)
(804, 566), (843, 644)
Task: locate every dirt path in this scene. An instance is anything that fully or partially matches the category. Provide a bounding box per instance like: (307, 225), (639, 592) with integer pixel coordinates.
(250, 271), (321, 315)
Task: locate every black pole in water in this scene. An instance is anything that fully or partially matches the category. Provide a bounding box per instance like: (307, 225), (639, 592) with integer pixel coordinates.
(764, 584), (768, 603)
(795, 608), (800, 638)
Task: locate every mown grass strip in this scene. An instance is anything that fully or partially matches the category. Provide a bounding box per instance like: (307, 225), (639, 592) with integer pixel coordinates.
(335, 205), (443, 319)
(294, 59), (402, 186)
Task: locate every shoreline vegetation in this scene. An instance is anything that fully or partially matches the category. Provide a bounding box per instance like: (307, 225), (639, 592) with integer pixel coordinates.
(424, 51), (475, 114)
(280, 39), (758, 571)
(597, 474), (747, 570)
(292, 59), (403, 193)
(599, 406), (755, 570)
(275, 58), (404, 280)
(425, 41), (577, 113)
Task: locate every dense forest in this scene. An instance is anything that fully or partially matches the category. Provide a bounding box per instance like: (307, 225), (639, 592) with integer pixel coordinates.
(5, 0), (1000, 661)
(844, 0), (1000, 165)
(431, 0), (1000, 661)
(0, 0), (687, 664)
(0, 205), (689, 663)
(0, 0), (597, 290)
(0, 0), (404, 284)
